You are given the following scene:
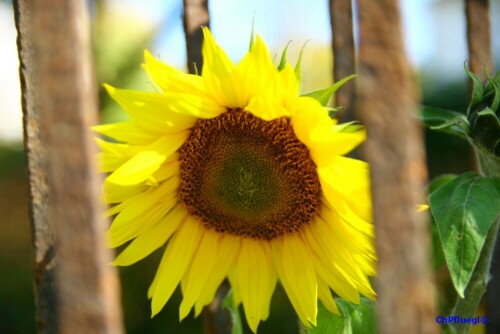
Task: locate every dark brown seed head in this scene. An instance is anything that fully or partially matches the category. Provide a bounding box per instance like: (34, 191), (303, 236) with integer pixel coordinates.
(178, 109), (321, 240)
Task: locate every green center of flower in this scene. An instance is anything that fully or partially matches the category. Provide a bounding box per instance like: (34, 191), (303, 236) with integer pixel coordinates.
(178, 109), (321, 240)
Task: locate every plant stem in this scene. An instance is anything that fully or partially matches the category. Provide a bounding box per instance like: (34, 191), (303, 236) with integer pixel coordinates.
(476, 149), (500, 178)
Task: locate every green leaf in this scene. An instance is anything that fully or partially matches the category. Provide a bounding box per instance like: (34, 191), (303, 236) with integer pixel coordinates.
(310, 298), (376, 334)
(277, 41), (292, 72)
(428, 175), (458, 269)
(420, 105), (470, 139)
(465, 64), (484, 111)
(427, 174), (458, 194)
(301, 74), (357, 107)
(430, 215), (446, 269)
(222, 290), (243, 334)
(428, 172), (500, 297)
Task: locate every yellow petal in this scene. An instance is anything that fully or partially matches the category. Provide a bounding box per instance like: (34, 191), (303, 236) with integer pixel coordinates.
(309, 130), (366, 166)
(113, 204), (187, 266)
(102, 151), (177, 203)
(291, 98), (366, 166)
(149, 158), (180, 184)
(302, 221), (361, 303)
(319, 203), (375, 257)
(290, 96), (335, 144)
(106, 132), (188, 186)
(417, 204), (429, 212)
(150, 216), (204, 316)
(235, 34), (275, 101)
(107, 176), (179, 247)
(228, 269), (242, 306)
(272, 233), (317, 327)
(318, 158), (372, 222)
(104, 84), (199, 133)
(179, 229), (220, 320)
(322, 199), (374, 238)
(103, 182), (147, 204)
(317, 276), (340, 315)
(236, 238), (277, 332)
(194, 234), (241, 317)
(245, 95), (289, 121)
(93, 122), (161, 144)
(276, 63), (300, 102)
(143, 49), (206, 96)
(106, 151), (165, 186)
(307, 214), (374, 298)
(95, 138), (136, 173)
(246, 65), (298, 121)
(201, 27), (244, 108)
(164, 92), (226, 118)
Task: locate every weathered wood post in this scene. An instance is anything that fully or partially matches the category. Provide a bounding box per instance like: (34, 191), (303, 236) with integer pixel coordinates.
(13, 0), (124, 332)
(329, 0), (356, 119)
(183, 0), (210, 74)
(356, 0), (438, 333)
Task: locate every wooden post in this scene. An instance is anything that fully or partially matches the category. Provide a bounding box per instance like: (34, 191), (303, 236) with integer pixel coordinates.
(355, 0), (438, 333)
(13, 0), (124, 333)
(329, 0), (356, 120)
(465, 0), (493, 82)
(183, 0), (210, 74)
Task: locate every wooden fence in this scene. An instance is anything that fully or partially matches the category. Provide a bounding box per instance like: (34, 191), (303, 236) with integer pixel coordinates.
(12, 0), (494, 333)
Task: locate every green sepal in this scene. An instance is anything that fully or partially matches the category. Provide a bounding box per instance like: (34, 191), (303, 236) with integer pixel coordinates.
(248, 18), (255, 51)
(294, 41), (310, 92)
(484, 70), (500, 112)
(470, 108), (500, 156)
(277, 41), (292, 72)
(420, 105), (470, 139)
(309, 298), (376, 334)
(301, 74), (357, 107)
(428, 172), (500, 297)
(334, 121), (364, 133)
(327, 106), (344, 119)
(193, 63), (199, 76)
(222, 290), (243, 334)
(464, 64), (484, 114)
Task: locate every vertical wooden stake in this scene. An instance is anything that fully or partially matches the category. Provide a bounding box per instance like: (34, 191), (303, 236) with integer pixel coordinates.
(356, 0), (438, 333)
(183, 0), (210, 74)
(465, 0), (493, 83)
(329, 0), (356, 120)
(13, 0), (124, 333)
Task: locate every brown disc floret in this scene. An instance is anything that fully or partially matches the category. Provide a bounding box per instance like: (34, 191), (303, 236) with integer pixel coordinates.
(178, 109), (321, 240)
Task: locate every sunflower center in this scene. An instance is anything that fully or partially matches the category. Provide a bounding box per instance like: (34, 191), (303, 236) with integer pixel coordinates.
(178, 109), (321, 240)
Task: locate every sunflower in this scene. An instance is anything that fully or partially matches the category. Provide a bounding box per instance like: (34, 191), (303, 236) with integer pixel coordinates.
(95, 27), (376, 332)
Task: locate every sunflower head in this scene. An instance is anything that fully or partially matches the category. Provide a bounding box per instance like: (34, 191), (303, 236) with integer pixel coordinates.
(95, 27), (376, 333)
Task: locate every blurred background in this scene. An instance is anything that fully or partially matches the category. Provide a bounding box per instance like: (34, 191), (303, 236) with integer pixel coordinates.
(1, 0), (499, 333)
